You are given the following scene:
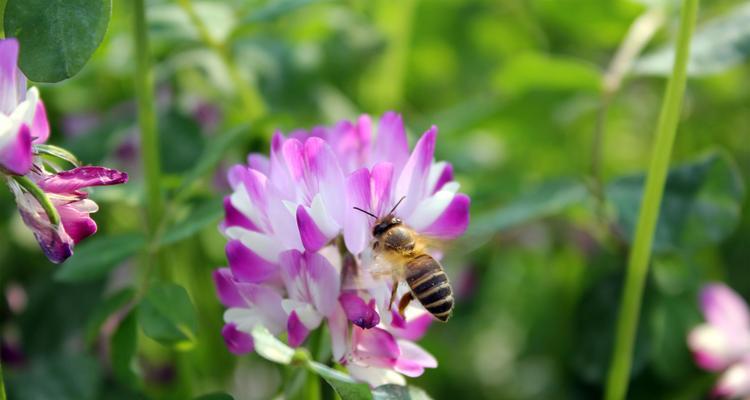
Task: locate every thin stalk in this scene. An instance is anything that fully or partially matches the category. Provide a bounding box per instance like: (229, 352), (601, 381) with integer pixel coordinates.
(12, 175), (60, 226)
(134, 0), (163, 236)
(178, 0), (267, 120)
(604, 1), (699, 400)
(0, 358), (6, 400)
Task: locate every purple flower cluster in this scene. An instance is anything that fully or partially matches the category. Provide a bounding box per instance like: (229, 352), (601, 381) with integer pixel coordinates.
(689, 284), (750, 397)
(214, 112), (469, 386)
(1, 38), (127, 263)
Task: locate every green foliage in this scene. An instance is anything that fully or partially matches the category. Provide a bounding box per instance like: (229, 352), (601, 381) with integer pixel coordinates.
(111, 310), (141, 388)
(372, 385), (433, 400)
(194, 393), (235, 400)
(84, 288), (135, 344)
(54, 233), (146, 282)
(138, 282), (198, 348)
(6, 353), (102, 400)
(3, 0), (111, 82)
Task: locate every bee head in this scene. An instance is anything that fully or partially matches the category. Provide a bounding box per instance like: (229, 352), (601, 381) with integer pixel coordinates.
(372, 216), (402, 237)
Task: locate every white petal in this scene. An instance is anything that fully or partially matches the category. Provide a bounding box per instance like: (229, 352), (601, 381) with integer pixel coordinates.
(224, 307), (260, 332)
(282, 299), (323, 330)
(227, 228), (283, 263)
(407, 189), (456, 231)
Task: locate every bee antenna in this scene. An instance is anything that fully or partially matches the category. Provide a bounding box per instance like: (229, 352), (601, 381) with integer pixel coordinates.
(353, 207), (377, 219)
(388, 196), (406, 216)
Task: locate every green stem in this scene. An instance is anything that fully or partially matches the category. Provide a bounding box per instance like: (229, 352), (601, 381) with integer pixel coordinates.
(12, 175), (60, 226)
(178, 0), (267, 120)
(0, 358), (6, 400)
(134, 0), (163, 235)
(604, 1), (698, 400)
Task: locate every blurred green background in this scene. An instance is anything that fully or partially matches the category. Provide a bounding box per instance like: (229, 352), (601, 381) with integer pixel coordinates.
(1, 0), (749, 398)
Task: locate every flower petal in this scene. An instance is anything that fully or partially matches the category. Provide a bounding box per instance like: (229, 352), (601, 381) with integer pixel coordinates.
(713, 358), (750, 398)
(353, 326), (400, 368)
(344, 168), (372, 254)
(389, 308), (433, 341)
(394, 340), (437, 377)
(296, 205), (330, 252)
(226, 228), (283, 263)
(222, 323), (255, 355)
(372, 112), (409, 171)
(37, 166), (128, 193)
(30, 100), (49, 143)
(0, 123), (32, 175)
(213, 268), (244, 308)
(419, 193), (470, 239)
(428, 161), (453, 194)
(0, 38), (20, 114)
(287, 311), (310, 348)
(328, 304), (349, 362)
(340, 292), (380, 329)
(247, 154), (270, 174)
(370, 162), (394, 216)
(58, 201), (98, 244)
(222, 196), (258, 231)
(237, 282), (287, 334)
(346, 364), (406, 388)
(226, 239), (277, 283)
(304, 137), (346, 225)
(395, 127), (437, 217)
(305, 251), (341, 317)
(701, 283), (750, 336)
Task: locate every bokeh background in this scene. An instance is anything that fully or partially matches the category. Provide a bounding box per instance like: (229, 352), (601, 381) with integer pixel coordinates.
(1, 0), (749, 398)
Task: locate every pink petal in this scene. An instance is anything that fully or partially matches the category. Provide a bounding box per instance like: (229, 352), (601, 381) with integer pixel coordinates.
(431, 163), (453, 194)
(0, 38), (20, 114)
(222, 323), (254, 355)
(328, 305), (349, 362)
(37, 166), (128, 193)
(713, 358), (750, 398)
(304, 137), (346, 225)
(282, 138), (306, 182)
(340, 292), (380, 329)
(305, 251), (340, 317)
(287, 311), (310, 347)
(213, 268), (245, 308)
(222, 196), (258, 231)
(30, 100), (49, 143)
(372, 112), (409, 171)
(247, 154), (269, 174)
(420, 193), (470, 239)
(701, 283), (750, 335)
(395, 127), (437, 217)
(390, 310), (433, 341)
(236, 282), (287, 333)
(344, 168), (372, 254)
(58, 202), (98, 244)
(370, 162), (394, 216)
(296, 205), (330, 252)
(279, 250), (306, 300)
(353, 327), (400, 368)
(394, 340), (437, 377)
(226, 240), (277, 283)
(0, 124), (33, 175)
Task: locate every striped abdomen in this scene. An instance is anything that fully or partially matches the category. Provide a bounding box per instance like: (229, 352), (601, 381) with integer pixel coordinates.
(405, 254), (454, 322)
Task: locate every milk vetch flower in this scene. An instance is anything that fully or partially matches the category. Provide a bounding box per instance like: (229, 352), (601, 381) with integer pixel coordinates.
(213, 111), (470, 386)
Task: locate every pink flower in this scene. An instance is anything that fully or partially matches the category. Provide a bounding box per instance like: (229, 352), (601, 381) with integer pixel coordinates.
(689, 283), (750, 398)
(8, 165), (128, 263)
(213, 112), (470, 385)
(0, 38), (50, 175)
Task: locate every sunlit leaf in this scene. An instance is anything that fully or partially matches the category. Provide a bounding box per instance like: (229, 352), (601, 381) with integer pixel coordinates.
(635, 2), (750, 76)
(3, 0), (111, 82)
(138, 283), (198, 348)
(607, 150), (745, 253)
(85, 288), (135, 345)
(250, 325), (295, 365)
(55, 234), (146, 282)
(111, 310), (141, 388)
(494, 53), (601, 96)
(308, 361), (372, 400)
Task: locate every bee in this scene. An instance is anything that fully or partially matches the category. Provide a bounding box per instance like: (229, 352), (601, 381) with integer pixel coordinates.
(354, 197), (454, 322)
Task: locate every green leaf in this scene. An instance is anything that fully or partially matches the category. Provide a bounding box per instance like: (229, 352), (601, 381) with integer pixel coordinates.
(494, 53), (601, 96)
(138, 283), (198, 348)
(607, 151), (745, 253)
(3, 0), (111, 82)
(194, 392), (234, 400)
(466, 179), (587, 239)
(648, 293), (701, 382)
(55, 233), (146, 282)
(111, 310), (141, 388)
(635, 2), (750, 76)
(250, 325), (295, 365)
(159, 199), (223, 246)
(241, 0), (331, 24)
(308, 361), (372, 400)
(5, 353), (102, 400)
(177, 124), (250, 194)
(159, 110), (205, 174)
(373, 385), (434, 400)
(85, 288), (135, 345)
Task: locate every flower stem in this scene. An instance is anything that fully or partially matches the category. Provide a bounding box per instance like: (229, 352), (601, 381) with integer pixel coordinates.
(0, 358), (6, 400)
(12, 175), (60, 226)
(604, 1), (698, 400)
(133, 0), (164, 237)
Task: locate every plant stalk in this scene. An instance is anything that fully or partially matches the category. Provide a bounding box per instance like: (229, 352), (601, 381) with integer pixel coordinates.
(604, 1), (699, 400)
(12, 175), (60, 226)
(0, 358), (6, 400)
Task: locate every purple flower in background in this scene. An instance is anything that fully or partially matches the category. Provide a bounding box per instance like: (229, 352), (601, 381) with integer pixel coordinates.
(213, 112), (470, 385)
(689, 283), (750, 398)
(0, 38), (50, 175)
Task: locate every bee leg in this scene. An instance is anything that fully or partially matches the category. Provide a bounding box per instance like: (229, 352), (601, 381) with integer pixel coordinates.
(397, 292), (414, 318)
(388, 283), (398, 311)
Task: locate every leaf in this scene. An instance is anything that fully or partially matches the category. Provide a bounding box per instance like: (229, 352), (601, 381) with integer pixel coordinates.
(5, 353), (102, 400)
(194, 392), (234, 400)
(466, 179), (587, 238)
(648, 293), (701, 382)
(494, 53), (601, 96)
(373, 385), (434, 400)
(3, 0), (111, 82)
(85, 288), (135, 345)
(607, 151), (745, 253)
(55, 233), (146, 282)
(308, 361), (372, 400)
(241, 0), (331, 24)
(111, 310), (141, 388)
(159, 110), (205, 174)
(138, 283), (198, 348)
(250, 325), (295, 365)
(635, 2), (750, 76)
(159, 200), (223, 246)
(177, 124), (250, 193)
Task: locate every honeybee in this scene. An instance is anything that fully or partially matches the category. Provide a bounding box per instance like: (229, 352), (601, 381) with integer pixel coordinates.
(354, 197), (454, 322)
